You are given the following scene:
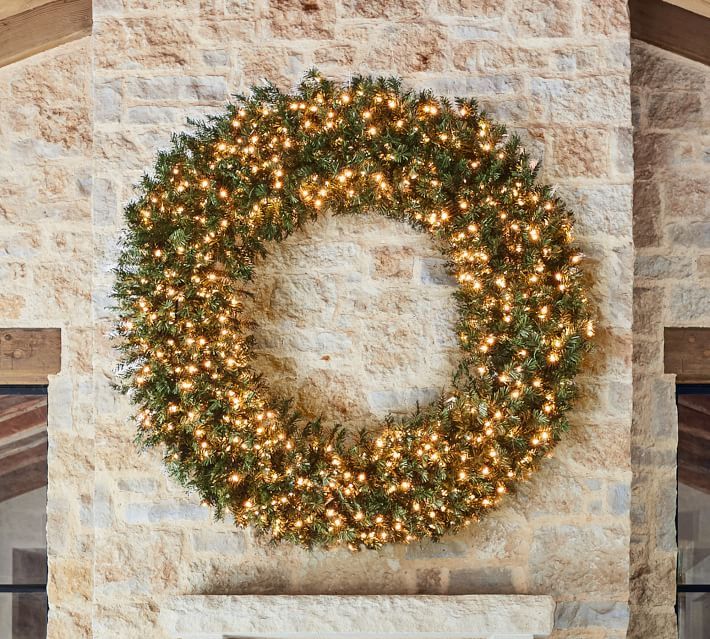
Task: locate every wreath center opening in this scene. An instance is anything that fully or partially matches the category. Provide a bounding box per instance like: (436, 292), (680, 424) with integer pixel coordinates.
(243, 209), (459, 432)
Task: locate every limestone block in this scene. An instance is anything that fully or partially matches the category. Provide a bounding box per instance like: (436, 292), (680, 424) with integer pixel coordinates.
(125, 75), (228, 102)
(405, 537), (470, 560)
(627, 605), (677, 639)
(670, 285), (710, 322)
(509, 0), (576, 37)
(365, 24), (449, 73)
(631, 42), (707, 91)
(514, 471), (586, 517)
(448, 567), (516, 595)
(550, 127), (610, 178)
(94, 18), (200, 70)
(662, 176), (709, 218)
(608, 483), (631, 516)
(416, 568), (445, 593)
(123, 501), (210, 525)
(201, 49), (229, 66)
(454, 43), (547, 74)
(555, 601), (630, 630)
(580, 1), (630, 35)
(340, 0), (428, 19)
(225, 0), (260, 16)
(613, 127), (635, 178)
(557, 419), (631, 475)
(0, 293), (25, 318)
(370, 245), (415, 279)
(94, 528), (186, 596)
(634, 255), (694, 279)
(156, 594), (556, 637)
(436, 0), (507, 18)
(646, 91), (703, 129)
(190, 530), (246, 554)
(632, 180), (662, 247)
(126, 105), (187, 124)
(564, 184), (632, 237)
(633, 287), (664, 334)
(313, 43), (357, 68)
(447, 23), (501, 41)
(268, 0), (336, 39)
(95, 78), (122, 123)
(666, 221), (710, 248)
(530, 76), (630, 124)
(529, 524), (629, 597)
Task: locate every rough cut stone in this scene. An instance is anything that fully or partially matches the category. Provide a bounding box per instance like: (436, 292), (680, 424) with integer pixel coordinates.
(630, 39), (710, 639)
(125, 76), (228, 101)
(509, 0), (576, 37)
(0, 2), (636, 638)
(555, 601), (630, 629)
(448, 567), (516, 595)
(156, 595), (556, 637)
(268, 0), (336, 39)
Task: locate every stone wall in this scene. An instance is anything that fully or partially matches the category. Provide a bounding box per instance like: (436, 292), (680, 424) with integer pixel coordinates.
(243, 210), (460, 432)
(630, 40), (710, 639)
(0, 1), (634, 637)
(0, 39), (95, 637)
(0, 489), (48, 636)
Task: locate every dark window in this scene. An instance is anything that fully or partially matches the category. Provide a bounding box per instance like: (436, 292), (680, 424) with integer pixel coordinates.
(677, 385), (710, 638)
(0, 386), (48, 639)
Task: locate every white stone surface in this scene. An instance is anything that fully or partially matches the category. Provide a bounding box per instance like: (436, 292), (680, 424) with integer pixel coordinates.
(157, 595), (555, 639)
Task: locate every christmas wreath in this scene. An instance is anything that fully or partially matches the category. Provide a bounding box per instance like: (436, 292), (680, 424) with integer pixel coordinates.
(113, 72), (593, 549)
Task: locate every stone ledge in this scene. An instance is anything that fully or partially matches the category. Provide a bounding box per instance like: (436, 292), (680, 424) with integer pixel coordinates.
(156, 594), (556, 639)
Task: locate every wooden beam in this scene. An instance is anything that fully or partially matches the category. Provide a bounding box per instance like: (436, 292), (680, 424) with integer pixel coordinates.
(664, 0), (710, 20)
(630, 0), (710, 66)
(0, 1), (54, 21)
(665, 328), (710, 383)
(0, 329), (61, 385)
(0, 0), (92, 69)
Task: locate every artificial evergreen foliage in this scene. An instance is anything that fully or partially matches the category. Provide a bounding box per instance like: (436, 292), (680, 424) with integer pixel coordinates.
(113, 71), (593, 549)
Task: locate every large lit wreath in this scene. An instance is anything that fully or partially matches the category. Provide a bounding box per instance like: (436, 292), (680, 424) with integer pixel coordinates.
(113, 72), (593, 549)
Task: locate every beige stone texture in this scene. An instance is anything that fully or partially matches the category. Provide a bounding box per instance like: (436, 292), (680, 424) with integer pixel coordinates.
(242, 211), (459, 431)
(630, 40), (710, 639)
(0, 38), (94, 637)
(0, 0), (634, 637)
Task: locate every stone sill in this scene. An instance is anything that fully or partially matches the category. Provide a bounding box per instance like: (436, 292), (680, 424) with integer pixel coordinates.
(156, 594), (556, 639)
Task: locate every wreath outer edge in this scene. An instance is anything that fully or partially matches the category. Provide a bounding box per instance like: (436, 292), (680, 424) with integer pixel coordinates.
(112, 70), (594, 550)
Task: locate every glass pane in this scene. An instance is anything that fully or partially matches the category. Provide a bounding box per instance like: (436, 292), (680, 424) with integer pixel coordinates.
(0, 592), (47, 639)
(0, 391), (48, 586)
(679, 592), (710, 639)
(678, 392), (710, 585)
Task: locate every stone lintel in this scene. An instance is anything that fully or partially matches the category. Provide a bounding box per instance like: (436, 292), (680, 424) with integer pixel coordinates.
(156, 594), (556, 639)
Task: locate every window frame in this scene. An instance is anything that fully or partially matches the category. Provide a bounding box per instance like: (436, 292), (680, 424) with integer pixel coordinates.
(0, 384), (50, 624)
(675, 383), (710, 637)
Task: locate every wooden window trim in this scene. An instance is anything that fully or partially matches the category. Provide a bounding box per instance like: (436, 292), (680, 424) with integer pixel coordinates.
(665, 328), (710, 383)
(663, 0), (710, 20)
(0, 0), (92, 69)
(630, 0), (710, 66)
(0, 329), (61, 385)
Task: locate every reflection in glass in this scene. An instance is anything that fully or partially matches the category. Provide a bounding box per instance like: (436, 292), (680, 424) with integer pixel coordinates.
(679, 592), (710, 639)
(0, 390), (48, 639)
(0, 593), (47, 639)
(678, 394), (710, 586)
